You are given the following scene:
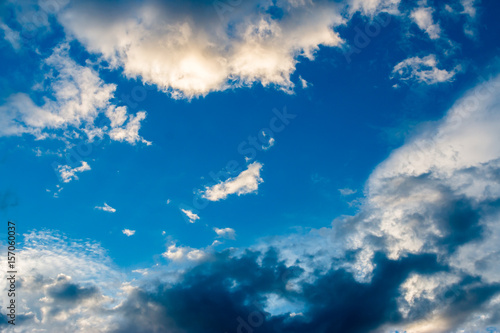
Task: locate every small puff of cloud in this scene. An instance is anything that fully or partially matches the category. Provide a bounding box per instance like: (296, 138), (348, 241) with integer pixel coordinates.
(214, 227), (236, 240)
(95, 203), (116, 213)
(202, 162), (263, 201)
(180, 208), (200, 223)
(122, 229), (135, 236)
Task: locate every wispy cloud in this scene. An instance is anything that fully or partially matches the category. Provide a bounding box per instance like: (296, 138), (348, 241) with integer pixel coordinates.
(202, 162), (263, 201)
(180, 208), (200, 223)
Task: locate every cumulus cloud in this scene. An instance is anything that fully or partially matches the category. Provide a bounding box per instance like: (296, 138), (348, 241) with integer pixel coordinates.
(58, 161), (91, 183)
(202, 162), (263, 201)
(0, 43), (150, 145)
(391, 54), (459, 85)
(162, 243), (205, 261)
(122, 229), (135, 236)
(56, 0), (344, 99)
(214, 227), (236, 240)
(180, 208), (200, 223)
(410, 5), (441, 39)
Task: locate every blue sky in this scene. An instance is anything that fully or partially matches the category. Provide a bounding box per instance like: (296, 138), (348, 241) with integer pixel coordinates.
(1, 0), (500, 332)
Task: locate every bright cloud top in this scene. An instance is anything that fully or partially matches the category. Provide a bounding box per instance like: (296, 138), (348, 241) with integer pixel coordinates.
(57, 0), (344, 99)
(202, 162), (263, 201)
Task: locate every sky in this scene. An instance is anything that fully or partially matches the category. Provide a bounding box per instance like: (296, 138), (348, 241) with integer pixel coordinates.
(1, 0), (500, 332)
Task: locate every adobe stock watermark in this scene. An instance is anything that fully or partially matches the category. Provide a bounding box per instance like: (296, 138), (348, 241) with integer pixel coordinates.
(17, 0), (69, 45)
(343, 12), (391, 64)
(179, 106), (297, 222)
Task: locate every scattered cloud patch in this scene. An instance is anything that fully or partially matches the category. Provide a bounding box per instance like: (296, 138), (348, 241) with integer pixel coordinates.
(0, 43), (150, 145)
(122, 229), (135, 236)
(202, 162), (263, 201)
(214, 227), (236, 240)
(58, 161), (91, 183)
(180, 208), (200, 223)
(391, 54), (459, 85)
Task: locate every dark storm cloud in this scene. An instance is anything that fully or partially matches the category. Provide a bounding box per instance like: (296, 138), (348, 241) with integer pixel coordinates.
(46, 277), (99, 303)
(110, 249), (448, 333)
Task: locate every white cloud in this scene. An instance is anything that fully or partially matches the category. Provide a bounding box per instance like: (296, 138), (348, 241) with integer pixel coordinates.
(56, 1), (344, 99)
(180, 208), (200, 223)
(202, 162), (263, 201)
(122, 229), (135, 236)
(391, 54), (459, 85)
(162, 243), (205, 261)
(214, 227), (236, 240)
(0, 43), (150, 145)
(410, 6), (441, 39)
(107, 108), (151, 146)
(58, 161), (91, 183)
(95, 203), (116, 213)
